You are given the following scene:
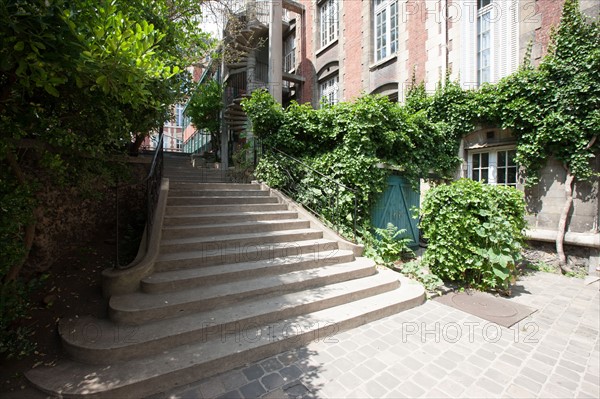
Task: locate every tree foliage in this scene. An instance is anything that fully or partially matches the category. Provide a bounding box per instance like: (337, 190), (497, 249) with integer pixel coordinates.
(0, 0), (212, 358)
(1, 0), (211, 156)
(243, 90), (463, 236)
(185, 79), (224, 156)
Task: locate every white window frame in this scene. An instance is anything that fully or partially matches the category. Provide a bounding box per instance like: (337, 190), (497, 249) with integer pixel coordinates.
(284, 33), (296, 73)
(477, 0), (492, 85)
(170, 104), (185, 127)
(374, 0), (399, 62)
(319, 75), (339, 106)
(468, 147), (518, 187)
(319, 0), (339, 49)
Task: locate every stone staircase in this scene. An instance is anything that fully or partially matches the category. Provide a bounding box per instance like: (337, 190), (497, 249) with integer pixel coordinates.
(26, 155), (425, 398)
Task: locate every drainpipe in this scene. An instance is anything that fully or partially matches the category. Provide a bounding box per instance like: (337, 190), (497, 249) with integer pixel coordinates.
(269, 0), (283, 104)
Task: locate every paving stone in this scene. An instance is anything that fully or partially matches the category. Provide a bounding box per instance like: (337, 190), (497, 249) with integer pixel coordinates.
(261, 373), (285, 391)
(216, 390), (242, 399)
(242, 364), (265, 381)
(422, 363), (447, 380)
(437, 378), (467, 398)
(504, 383), (536, 399)
(176, 388), (202, 399)
(362, 379), (389, 398)
(238, 381), (266, 399)
(279, 365), (303, 382)
(261, 387), (287, 399)
(316, 379), (349, 398)
(346, 388), (372, 398)
(395, 380), (425, 398)
(324, 343), (348, 358)
(578, 381), (600, 398)
(548, 374), (579, 391)
(198, 378), (226, 398)
(422, 387), (450, 398)
(484, 367), (512, 385)
(555, 365), (583, 383)
(333, 370), (365, 391)
(521, 366), (549, 384)
(260, 358), (284, 373)
(362, 357), (388, 374)
(532, 350), (559, 366)
(283, 382), (310, 398)
(220, 370), (247, 391)
(277, 351), (301, 367)
(476, 376), (504, 395)
(410, 371), (438, 391)
(539, 382), (576, 399)
(512, 375), (542, 395)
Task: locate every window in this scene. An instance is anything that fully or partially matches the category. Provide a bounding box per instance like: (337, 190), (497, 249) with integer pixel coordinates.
(477, 1), (491, 85)
(374, 0), (398, 62)
(173, 104), (185, 127)
(319, 0), (339, 48)
(284, 33), (296, 73)
(319, 75), (339, 106)
(469, 149), (518, 186)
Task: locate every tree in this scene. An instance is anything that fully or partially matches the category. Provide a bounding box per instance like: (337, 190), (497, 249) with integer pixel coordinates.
(0, 0), (212, 281)
(185, 79), (224, 159)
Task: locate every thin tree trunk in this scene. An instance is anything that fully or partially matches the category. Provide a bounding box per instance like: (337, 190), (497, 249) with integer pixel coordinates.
(556, 164), (574, 274)
(4, 150), (38, 282)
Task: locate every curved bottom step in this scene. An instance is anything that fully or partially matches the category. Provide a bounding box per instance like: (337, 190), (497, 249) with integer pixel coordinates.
(26, 272), (425, 399)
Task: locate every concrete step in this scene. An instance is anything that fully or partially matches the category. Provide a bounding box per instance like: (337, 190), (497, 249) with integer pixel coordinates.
(155, 238), (340, 271)
(142, 249), (356, 293)
(109, 259), (377, 325)
(159, 228), (324, 255)
(168, 189), (270, 197)
(163, 210), (298, 226)
(167, 196), (279, 206)
(169, 183), (262, 191)
(162, 219), (311, 240)
(165, 203), (289, 216)
(27, 273), (425, 398)
(59, 267), (396, 364)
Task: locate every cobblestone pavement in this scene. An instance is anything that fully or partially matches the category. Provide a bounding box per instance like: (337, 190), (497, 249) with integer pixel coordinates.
(154, 271), (600, 399)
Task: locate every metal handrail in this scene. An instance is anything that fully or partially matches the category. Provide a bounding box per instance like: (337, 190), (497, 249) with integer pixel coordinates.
(115, 128), (164, 268)
(261, 144), (358, 240)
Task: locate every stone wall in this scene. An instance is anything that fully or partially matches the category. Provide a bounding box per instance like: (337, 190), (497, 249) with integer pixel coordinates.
(23, 159), (149, 276)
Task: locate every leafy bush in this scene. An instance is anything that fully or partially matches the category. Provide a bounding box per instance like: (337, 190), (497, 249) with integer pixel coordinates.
(0, 277), (46, 359)
(362, 223), (414, 268)
(397, 260), (444, 293)
(420, 179), (526, 292)
(241, 89), (284, 140)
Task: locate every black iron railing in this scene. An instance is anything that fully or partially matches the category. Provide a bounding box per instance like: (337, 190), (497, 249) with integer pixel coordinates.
(115, 129), (164, 269)
(261, 144), (358, 240)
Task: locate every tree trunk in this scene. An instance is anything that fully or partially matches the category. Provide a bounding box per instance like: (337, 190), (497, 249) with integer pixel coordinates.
(556, 164), (574, 274)
(129, 134), (147, 155)
(4, 150), (38, 282)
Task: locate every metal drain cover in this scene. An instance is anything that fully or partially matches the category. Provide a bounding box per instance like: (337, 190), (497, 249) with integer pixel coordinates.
(435, 291), (537, 328)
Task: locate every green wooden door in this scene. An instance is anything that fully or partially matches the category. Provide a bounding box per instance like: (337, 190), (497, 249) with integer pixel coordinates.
(371, 175), (420, 247)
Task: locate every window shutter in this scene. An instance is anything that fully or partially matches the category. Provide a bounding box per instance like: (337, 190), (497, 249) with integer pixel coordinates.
(492, 0), (519, 82)
(459, 0), (477, 88)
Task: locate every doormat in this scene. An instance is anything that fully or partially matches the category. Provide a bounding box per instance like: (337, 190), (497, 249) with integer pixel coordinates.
(434, 291), (537, 328)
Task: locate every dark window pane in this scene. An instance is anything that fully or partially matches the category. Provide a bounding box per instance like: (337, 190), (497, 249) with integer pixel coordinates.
(508, 167), (517, 184)
(508, 150), (517, 166)
(497, 167), (506, 184)
(472, 169), (480, 181)
(498, 151), (506, 167)
(481, 152), (489, 167)
(473, 154), (479, 169)
(481, 169), (488, 183)
(479, 0), (491, 9)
